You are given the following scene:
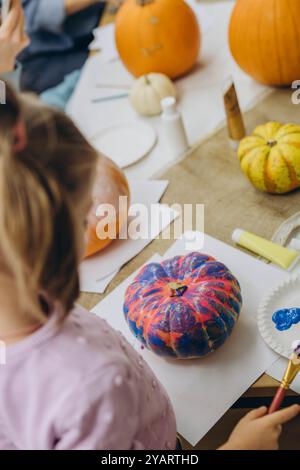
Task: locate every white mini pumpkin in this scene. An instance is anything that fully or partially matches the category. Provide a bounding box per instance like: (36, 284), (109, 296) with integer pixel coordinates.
(129, 73), (177, 117)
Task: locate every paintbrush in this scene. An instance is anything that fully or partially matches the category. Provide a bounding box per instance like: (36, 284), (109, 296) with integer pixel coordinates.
(95, 84), (131, 90)
(91, 93), (129, 104)
(268, 340), (300, 414)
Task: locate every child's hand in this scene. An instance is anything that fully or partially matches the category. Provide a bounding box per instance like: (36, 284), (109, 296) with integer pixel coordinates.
(219, 405), (300, 450)
(0, 0), (29, 74)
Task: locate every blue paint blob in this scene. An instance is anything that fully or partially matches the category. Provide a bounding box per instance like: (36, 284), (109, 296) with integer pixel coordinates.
(272, 307), (300, 331)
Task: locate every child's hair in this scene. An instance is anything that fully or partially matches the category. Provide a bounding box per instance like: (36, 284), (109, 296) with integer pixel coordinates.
(0, 82), (98, 322)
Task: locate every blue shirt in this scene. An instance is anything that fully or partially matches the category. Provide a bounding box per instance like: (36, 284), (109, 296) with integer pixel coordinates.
(18, 0), (105, 93)
(1, 67), (81, 112)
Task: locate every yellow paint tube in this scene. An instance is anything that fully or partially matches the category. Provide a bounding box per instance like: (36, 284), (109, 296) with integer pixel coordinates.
(232, 229), (300, 271)
(223, 77), (246, 150)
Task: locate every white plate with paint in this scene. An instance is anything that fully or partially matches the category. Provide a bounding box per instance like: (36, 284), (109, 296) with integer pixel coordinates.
(258, 275), (300, 358)
(91, 122), (157, 168)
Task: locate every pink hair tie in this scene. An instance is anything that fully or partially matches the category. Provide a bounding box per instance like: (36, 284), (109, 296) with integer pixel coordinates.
(12, 120), (27, 153)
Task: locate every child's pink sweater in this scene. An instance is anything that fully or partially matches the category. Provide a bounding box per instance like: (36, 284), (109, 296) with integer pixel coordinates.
(0, 307), (176, 450)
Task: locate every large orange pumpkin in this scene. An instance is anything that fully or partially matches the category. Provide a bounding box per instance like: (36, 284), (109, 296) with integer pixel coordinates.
(84, 155), (130, 258)
(229, 0), (300, 86)
(115, 0), (201, 79)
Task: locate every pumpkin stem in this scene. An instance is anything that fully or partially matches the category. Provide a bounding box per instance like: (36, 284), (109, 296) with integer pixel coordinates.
(267, 140), (277, 148)
(169, 282), (188, 298)
(136, 0), (155, 5)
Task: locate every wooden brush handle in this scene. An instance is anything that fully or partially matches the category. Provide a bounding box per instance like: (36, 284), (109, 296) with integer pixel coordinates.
(268, 386), (287, 414)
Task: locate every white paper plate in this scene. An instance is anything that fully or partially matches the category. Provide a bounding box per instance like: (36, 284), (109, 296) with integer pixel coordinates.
(91, 122), (157, 168)
(258, 275), (300, 358)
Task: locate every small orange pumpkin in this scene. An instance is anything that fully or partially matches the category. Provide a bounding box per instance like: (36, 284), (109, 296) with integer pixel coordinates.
(229, 0), (300, 86)
(84, 155), (130, 258)
(115, 0), (201, 79)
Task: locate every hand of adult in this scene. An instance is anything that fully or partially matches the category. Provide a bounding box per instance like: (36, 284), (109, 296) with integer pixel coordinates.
(0, 0), (29, 74)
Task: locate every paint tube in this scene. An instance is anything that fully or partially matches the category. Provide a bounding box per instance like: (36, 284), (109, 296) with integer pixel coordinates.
(232, 229), (300, 270)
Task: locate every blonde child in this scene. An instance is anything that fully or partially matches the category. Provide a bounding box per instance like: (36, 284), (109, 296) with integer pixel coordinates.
(0, 83), (298, 450)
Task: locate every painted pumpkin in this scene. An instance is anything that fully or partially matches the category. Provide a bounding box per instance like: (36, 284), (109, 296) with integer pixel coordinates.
(124, 252), (242, 358)
(84, 155), (130, 258)
(115, 0), (201, 79)
(229, 0), (300, 86)
(238, 122), (300, 194)
(130, 73), (176, 116)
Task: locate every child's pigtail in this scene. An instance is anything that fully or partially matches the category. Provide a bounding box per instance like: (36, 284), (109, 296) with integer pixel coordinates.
(0, 83), (88, 321)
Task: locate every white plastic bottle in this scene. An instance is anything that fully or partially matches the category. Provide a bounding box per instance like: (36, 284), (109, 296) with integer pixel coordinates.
(161, 96), (189, 158)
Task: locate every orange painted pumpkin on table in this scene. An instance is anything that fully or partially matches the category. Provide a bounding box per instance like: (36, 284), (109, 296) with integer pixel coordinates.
(229, 0), (300, 86)
(85, 155), (130, 258)
(115, 0), (201, 79)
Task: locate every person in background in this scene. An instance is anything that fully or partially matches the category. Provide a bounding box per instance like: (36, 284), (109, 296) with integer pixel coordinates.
(0, 0), (28, 79)
(19, 0), (107, 93)
(0, 82), (299, 450)
(0, 0), (78, 110)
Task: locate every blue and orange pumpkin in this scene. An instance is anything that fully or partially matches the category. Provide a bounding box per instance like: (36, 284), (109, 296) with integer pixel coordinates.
(124, 252), (242, 359)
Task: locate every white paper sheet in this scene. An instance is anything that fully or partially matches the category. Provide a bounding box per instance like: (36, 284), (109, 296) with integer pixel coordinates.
(81, 270), (118, 294)
(92, 231), (286, 445)
(80, 179), (178, 293)
(68, 1), (269, 180)
(80, 205), (178, 292)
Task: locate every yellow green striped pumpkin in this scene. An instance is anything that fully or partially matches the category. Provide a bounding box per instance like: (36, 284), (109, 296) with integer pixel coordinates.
(238, 122), (300, 194)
